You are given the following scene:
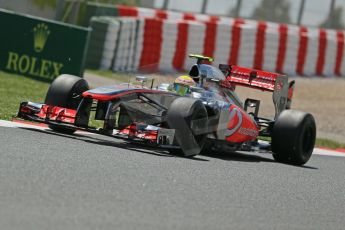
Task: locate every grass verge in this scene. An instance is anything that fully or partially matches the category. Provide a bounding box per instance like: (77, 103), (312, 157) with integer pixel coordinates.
(315, 138), (345, 149)
(1, 71), (344, 150)
(0, 71), (49, 120)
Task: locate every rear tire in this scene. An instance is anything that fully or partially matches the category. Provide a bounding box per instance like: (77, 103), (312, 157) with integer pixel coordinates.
(44, 74), (89, 134)
(166, 97), (208, 157)
(271, 110), (316, 165)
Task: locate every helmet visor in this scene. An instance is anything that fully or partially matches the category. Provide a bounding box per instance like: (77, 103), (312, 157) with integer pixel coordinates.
(174, 83), (190, 96)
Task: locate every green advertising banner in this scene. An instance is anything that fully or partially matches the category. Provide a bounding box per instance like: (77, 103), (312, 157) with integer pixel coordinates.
(0, 9), (91, 81)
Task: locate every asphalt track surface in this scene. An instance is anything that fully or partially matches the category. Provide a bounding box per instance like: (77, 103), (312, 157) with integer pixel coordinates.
(1, 122), (345, 230)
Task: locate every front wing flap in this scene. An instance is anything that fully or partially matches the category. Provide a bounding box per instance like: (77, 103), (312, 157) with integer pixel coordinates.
(18, 101), (77, 124)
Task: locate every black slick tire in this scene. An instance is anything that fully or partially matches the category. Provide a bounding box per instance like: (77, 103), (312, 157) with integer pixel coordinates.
(271, 110), (316, 165)
(44, 74), (89, 134)
(166, 97), (208, 157)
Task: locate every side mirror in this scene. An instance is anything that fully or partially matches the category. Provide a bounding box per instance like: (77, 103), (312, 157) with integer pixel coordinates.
(135, 76), (148, 88)
(136, 76), (147, 82)
(210, 78), (220, 84)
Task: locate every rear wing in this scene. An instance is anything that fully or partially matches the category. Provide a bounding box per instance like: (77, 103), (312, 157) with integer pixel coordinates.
(219, 64), (285, 92)
(219, 64), (293, 117)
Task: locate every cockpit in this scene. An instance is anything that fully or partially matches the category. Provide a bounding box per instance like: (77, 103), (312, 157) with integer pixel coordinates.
(188, 63), (242, 108)
(189, 64), (226, 88)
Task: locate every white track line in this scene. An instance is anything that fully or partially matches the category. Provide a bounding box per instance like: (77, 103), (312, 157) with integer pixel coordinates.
(0, 120), (93, 135)
(312, 148), (345, 157)
(1, 120), (344, 158)
(0, 119), (48, 130)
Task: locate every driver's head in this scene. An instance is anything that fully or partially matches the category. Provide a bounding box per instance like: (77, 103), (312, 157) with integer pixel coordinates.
(173, 75), (195, 96)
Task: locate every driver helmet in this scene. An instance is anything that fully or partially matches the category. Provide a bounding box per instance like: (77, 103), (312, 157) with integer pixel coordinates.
(173, 75), (195, 96)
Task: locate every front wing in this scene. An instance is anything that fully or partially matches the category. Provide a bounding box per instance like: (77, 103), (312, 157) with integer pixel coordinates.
(17, 101), (176, 148)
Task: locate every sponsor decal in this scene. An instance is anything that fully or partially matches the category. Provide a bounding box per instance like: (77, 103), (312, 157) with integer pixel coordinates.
(6, 52), (63, 79)
(33, 23), (50, 52)
(238, 127), (259, 137)
(225, 106), (242, 137)
(225, 105), (258, 138)
(5, 23), (64, 79)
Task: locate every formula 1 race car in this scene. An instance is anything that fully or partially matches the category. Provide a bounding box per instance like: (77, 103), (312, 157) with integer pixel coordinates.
(17, 54), (316, 165)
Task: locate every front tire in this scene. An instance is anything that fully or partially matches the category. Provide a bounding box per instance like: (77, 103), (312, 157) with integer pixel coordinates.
(271, 110), (316, 165)
(44, 74), (89, 134)
(166, 97), (208, 157)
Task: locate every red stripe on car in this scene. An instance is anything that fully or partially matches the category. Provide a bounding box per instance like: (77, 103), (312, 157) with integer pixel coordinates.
(83, 89), (172, 101)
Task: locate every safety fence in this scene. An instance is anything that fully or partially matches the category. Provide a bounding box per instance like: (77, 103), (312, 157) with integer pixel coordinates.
(85, 4), (345, 76)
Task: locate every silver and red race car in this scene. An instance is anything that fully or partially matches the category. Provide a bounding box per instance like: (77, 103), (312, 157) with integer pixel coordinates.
(17, 54), (316, 165)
